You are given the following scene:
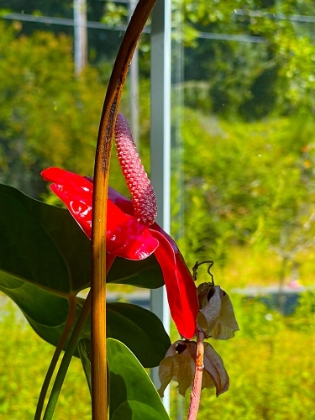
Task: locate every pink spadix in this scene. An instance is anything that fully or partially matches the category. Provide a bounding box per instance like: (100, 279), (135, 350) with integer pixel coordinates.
(115, 113), (157, 226)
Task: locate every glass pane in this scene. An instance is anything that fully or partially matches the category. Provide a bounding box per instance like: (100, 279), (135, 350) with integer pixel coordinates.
(171, 2), (315, 418)
(0, 2), (151, 418)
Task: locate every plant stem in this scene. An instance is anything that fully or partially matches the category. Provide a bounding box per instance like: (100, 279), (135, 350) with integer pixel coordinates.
(91, 1), (156, 419)
(42, 292), (92, 420)
(34, 294), (76, 420)
(42, 256), (115, 420)
(188, 330), (205, 420)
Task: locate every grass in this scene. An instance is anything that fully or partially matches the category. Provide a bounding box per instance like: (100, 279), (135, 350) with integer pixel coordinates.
(0, 297), (91, 419)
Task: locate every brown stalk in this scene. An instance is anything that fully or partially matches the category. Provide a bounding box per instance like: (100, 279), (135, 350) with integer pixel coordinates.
(188, 330), (205, 420)
(91, 1), (157, 419)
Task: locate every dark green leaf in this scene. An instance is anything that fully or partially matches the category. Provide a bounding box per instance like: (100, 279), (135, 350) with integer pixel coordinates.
(77, 339), (92, 394)
(0, 275), (83, 354)
(107, 255), (163, 289)
(0, 183), (164, 291)
(0, 274), (169, 367)
(107, 302), (171, 368)
(0, 183), (90, 294)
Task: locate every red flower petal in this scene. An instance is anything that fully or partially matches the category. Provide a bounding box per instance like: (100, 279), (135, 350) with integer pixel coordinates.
(42, 168), (93, 237)
(108, 187), (134, 216)
(150, 226), (198, 340)
(41, 168), (158, 260)
(108, 188), (198, 338)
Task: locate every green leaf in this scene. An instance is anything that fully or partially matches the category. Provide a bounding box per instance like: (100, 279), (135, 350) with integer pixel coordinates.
(107, 303), (171, 368)
(0, 275), (80, 351)
(108, 339), (170, 420)
(107, 338), (170, 420)
(0, 183), (90, 294)
(107, 255), (163, 289)
(77, 339), (92, 394)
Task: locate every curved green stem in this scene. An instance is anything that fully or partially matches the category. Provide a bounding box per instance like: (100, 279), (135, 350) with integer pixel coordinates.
(34, 294), (77, 420)
(42, 292), (91, 420)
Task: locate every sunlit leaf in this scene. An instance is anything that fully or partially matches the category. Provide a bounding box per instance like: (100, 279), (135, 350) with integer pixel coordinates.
(108, 338), (170, 420)
(79, 338), (171, 419)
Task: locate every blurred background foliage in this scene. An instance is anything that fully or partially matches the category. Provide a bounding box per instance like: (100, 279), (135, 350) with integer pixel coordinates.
(170, 290), (315, 420)
(0, 0), (315, 418)
(0, 298), (91, 419)
(0, 21), (103, 197)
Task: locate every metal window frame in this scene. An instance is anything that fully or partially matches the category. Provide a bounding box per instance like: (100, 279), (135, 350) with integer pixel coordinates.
(150, 0), (171, 412)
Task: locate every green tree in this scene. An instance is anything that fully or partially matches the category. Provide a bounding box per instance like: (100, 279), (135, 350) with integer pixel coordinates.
(177, 0), (315, 118)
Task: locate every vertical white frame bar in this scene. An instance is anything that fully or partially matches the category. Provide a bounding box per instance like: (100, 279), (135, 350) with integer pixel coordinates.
(150, 0), (171, 412)
(74, 0), (87, 76)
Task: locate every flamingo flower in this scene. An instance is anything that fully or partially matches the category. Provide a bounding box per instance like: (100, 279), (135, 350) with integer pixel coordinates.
(41, 114), (199, 339)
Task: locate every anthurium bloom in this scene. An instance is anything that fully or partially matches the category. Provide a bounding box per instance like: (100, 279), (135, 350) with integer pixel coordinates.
(42, 114), (199, 339)
(41, 168), (158, 261)
(42, 167), (198, 339)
